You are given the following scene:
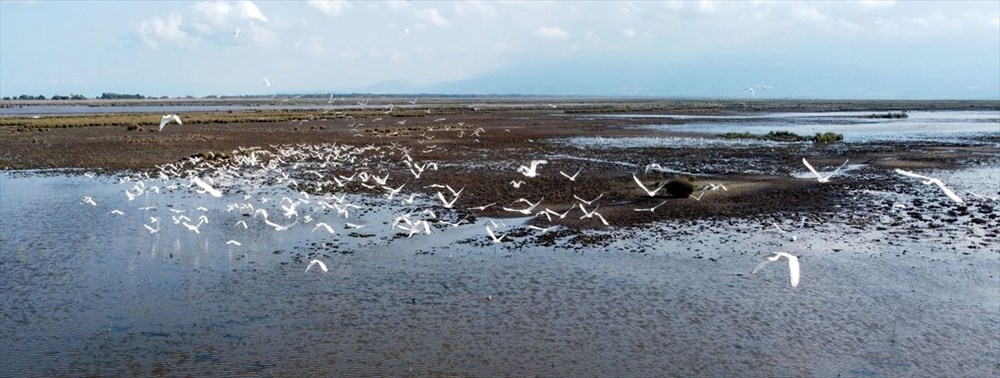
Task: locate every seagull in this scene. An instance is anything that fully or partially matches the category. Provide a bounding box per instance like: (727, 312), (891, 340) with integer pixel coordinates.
(344, 222), (366, 229)
(234, 220), (248, 229)
(578, 203), (609, 226)
(226, 240), (241, 246)
(573, 193), (603, 206)
(159, 114), (182, 131)
(634, 200), (668, 212)
(263, 77), (271, 87)
(802, 158), (849, 183)
(703, 183), (728, 191)
(181, 218), (207, 234)
(510, 180), (525, 188)
(191, 177), (223, 198)
(528, 225), (558, 233)
(517, 160), (548, 178)
(144, 217), (161, 233)
(632, 174), (666, 197)
(233, 27), (241, 38)
(894, 169), (964, 204)
(305, 259), (328, 273)
(689, 191), (706, 201)
(502, 197), (544, 215)
(771, 222), (797, 242)
(744, 87), (755, 97)
(560, 168), (582, 181)
(752, 252), (800, 287)
(82, 196), (97, 206)
(110, 209), (125, 215)
(468, 202), (496, 211)
(543, 204), (576, 219)
(436, 191), (459, 208)
(312, 222), (336, 234)
(485, 225), (507, 243)
(264, 218), (297, 231)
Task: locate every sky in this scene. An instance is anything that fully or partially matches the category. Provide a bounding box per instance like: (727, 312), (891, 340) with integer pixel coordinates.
(1, 0), (998, 99)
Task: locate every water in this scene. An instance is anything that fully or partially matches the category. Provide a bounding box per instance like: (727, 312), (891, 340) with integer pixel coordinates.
(2, 164), (998, 376)
(619, 110), (1000, 143)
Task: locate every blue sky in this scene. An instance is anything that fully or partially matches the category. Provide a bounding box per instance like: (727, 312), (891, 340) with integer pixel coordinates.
(1, 0), (998, 99)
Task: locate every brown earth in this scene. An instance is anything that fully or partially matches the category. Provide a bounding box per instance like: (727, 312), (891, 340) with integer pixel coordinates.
(1, 99), (997, 228)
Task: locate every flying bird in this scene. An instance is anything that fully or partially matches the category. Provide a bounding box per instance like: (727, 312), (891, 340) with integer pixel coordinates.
(752, 252), (800, 287)
(560, 168), (582, 181)
(802, 158), (848, 183)
(517, 160), (548, 178)
(632, 174), (666, 197)
(159, 114), (182, 131)
(306, 259), (328, 273)
(894, 169), (964, 204)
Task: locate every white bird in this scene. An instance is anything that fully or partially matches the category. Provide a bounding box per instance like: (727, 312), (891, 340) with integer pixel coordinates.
(110, 209), (125, 215)
(383, 182), (406, 200)
(436, 191), (459, 208)
(517, 160), (548, 178)
(226, 240), (241, 246)
(159, 114), (182, 131)
(312, 222), (336, 234)
(305, 259), (328, 273)
(263, 77), (271, 87)
(632, 174), (666, 197)
(233, 27), (241, 38)
(744, 87), (755, 97)
(264, 219), (296, 231)
(559, 168), (582, 181)
(82, 196), (97, 206)
(234, 220), (248, 229)
(578, 203), (609, 226)
(144, 217), (161, 233)
(689, 191), (706, 201)
(502, 197), (544, 215)
(752, 252), (800, 287)
(703, 183), (728, 191)
(771, 222), (797, 242)
(894, 169), (964, 204)
(485, 225), (507, 243)
(527, 225), (558, 233)
(468, 202), (496, 211)
(181, 218), (207, 234)
(634, 200), (668, 212)
(344, 222), (366, 229)
(573, 193), (603, 206)
(510, 180), (525, 188)
(544, 204), (576, 219)
(802, 158), (849, 183)
(191, 177), (223, 198)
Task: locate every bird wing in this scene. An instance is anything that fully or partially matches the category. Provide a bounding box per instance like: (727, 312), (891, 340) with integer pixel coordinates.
(632, 174), (651, 194)
(894, 168), (933, 181)
(159, 116), (169, 130)
(802, 158), (822, 180)
(933, 181), (965, 204)
(783, 253), (800, 287)
(752, 258), (773, 275)
(171, 115), (182, 125)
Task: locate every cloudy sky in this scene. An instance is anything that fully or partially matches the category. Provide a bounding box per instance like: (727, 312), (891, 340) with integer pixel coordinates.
(1, 0), (998, 98)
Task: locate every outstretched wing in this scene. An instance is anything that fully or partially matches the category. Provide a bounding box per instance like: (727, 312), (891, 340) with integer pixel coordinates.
(802, 158), (822, 180)
(784, 254), (800, 287)
(932, 181), (965, 204)
(894, 168), (932, 181)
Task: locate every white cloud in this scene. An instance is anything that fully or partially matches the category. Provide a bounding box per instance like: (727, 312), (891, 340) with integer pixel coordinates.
(234, 0), (268, 22)
(136, 13), (197, 48)
(416, 8), (449, 27)
(307, 0), (349, 17)
(193, 1), (233, 26)
(535, 26), (569, 40)
(623, 29), (636, 38)
(855, 0), (896, 10)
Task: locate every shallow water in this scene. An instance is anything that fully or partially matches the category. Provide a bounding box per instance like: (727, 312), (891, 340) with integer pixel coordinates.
(619, 110), (1000, 143)
(2, 165), (998, 376)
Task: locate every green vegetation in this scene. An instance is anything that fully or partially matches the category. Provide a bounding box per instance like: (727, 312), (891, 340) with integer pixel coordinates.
(866, 111), (908, 119)
(720, 130), (844, 143)
(98, 93), (146, 100)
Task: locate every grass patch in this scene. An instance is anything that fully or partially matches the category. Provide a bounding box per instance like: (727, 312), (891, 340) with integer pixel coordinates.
(719, 130), (844, 143)
(866, 111), (908, 119)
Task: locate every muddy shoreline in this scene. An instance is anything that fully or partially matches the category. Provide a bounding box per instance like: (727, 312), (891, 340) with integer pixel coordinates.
(1, 100), (998, 226)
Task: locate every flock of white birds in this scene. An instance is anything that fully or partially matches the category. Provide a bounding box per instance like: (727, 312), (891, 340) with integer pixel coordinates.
(82, 112), (985, 289)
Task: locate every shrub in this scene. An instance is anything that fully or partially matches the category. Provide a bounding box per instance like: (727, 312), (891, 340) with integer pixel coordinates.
(664, 179), (695, 198)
